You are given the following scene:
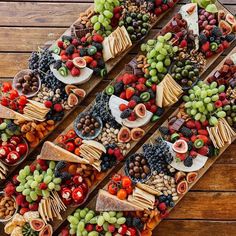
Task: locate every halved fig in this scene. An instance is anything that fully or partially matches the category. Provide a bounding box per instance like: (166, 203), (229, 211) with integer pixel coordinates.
(65, 84), (77, 95)
(219, 20), (232, 35)
(131, 128), (145, 141)
(175, 171), (186, 184)
(225, 13), (236, 25)
(232, 23), (236, 32)
(134, 103), (147, 118)
(172, 140), (188, 154)
(30, 218), (45, 231)
(186, 172), (198, 183)
(218, 10), (226, 23)
(73, 57), (86, 68)
(39, 224), (53, 236)
(176, 180), (188, 195)
(72, 88), (86, 98)
(67, 93), (79, 107)
(117, 127), (131, 143)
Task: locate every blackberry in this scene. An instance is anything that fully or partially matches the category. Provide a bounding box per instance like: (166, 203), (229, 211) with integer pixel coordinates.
(114, 82), (124, 95)
(208, 145), (215, 157)
(187, 141), (193, 151)
(92, 42), (103, 51)
(126, 217), (133, 227)
(93, 68), (101, 76)
(55, 161), (66, 171)
(184, 156), (193, 167)
(226, 33), (236, 42)
(156, 107), (165, 116)
(120, 109), (132, 119)
(131, 95), (141, 103)
(159, 126), (169, 135)
(60, 172), (72, 181)
(62, 35), (72, 42)
(53, 60), (62, 70)
(79, 48), (87, 57)
(212, 26), (222, 37)
(65, 45), (75, 55)
(148, 89), (155, 99)
(209, 36), (215, 42)
(169, 201), (175, 207)
(97, 58), (105, 68)
(179, 126), (192, 137)
(199, 33), (208, 44)
(132, 217), (144, 231)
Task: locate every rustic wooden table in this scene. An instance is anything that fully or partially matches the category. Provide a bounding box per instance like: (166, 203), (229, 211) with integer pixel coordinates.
(0, 0), (236, 235)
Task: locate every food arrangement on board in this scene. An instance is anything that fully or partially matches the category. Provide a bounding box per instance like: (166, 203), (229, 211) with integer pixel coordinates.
(0, 0), (236, 236)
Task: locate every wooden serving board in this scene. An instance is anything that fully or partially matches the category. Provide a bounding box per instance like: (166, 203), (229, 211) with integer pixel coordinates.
(75, 47), (236, 235)
(0, 2), (179, 184)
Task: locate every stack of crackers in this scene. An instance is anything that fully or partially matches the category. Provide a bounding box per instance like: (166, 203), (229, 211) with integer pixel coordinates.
(23, 100), (50, 121)
(102, 26), (132, 62)
(207, 118), (236, 149)
(156, 74), (183, 107)
(127, 187), (155, 210)
(0, 161), (8, 180)
(38, 191), (66, 223)
(79, 140), (106, 171)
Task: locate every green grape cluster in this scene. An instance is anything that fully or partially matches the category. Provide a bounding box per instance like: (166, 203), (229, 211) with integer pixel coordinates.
(140, 32), (178, 85)
(68, 208), (126, 236)
(183, 81), (226, 126)
(16, 161), (61, 203)
(91, 0), (120, 36)
(0, 119), (21, 142)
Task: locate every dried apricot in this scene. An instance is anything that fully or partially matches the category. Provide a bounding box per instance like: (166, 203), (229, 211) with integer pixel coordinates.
(68, 164), (77, 175)
(30, 137), (40, 148)
(26, 132), (36, 142)
(47, 120), (55, 125)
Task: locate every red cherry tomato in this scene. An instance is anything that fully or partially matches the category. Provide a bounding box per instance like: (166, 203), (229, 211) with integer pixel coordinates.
(65, 142), (75, 152)
(107, 182), (118, 195)
(121, 176), (132, 189)
(66, 129), (77, 139)
(111, 173), (122, 183)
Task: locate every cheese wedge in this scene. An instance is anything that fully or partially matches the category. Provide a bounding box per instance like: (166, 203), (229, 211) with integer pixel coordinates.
(96, 189), (144, 212)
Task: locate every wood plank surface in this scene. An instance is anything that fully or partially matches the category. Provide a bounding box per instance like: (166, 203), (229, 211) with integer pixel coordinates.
(0, 1), (236, 236)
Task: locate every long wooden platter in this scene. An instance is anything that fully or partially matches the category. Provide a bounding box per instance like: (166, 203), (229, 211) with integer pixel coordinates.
(76, 46), (236, 236)
(0, 2), (179, 183)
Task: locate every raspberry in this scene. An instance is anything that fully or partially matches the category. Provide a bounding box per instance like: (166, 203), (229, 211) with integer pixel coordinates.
(158, 202), (167, 211)
(154, 7), (162, 15)
(128, 100), (137, 108)
(113, 148), (121, 158)
(4, 182), (15, 196)
(150, 105), (157, 113)
(119, 104), (128, 111)
(16, 194), (25, 206)
(108, 148), (114, 155)
(180, 39), (187, 48)
(57, 41), (64, 48)
(39, 182), (47, 190)
(44, 100), (53, 108)
(71, 38), (79, 46)
(128, 112), (136, 121)
(161, 4), (169, 11)
(201, 41), (210, 52)
(37, 159), (46, 167)
(19, 208), (29, 215)
(90, 60), (98, 68)
(53, 103), (63, 112)
(65, 61), (74, 70)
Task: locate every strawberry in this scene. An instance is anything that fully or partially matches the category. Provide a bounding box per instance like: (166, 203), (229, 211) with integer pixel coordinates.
(119, 104), (128, 111)
(201, 120), (209, 127)
(158, 202), (167, 211)
(66, 61), (74, 70)
(128, 112), (136, 121)
(72, 38), (79, 46)
(81, 37), (87, 43)
(154, 7), (162, 15)
(108, 148), (114, 155)
(29, 202), (38, 211)
(125, 87), (135, 100)
(197, 129), (209, 136)
(138, 78), (146, 84)
(92, 34), (104, 43)
(90, 60), (98, 68)
(198, 146), (209, 156)
(185, 120), (195, 129)
(83, 56), (93, 64)
(72, 53), (80, 59)
(61, 55), (69, 61)
(113, 148), (121, 158)
(222, 40), (229, 49)
(128, 100), (137, 108)
(60, 50), (66, 56)
(151, 84), (157, 92)
(190, 150), (198, 158)
(201, 41), (210, 52)
(167, 0), (174, 8)
(190, 135), (197, 142)
(195, 121), (202, 130)
(144, 101), (151, 110)
(180, 39), (187, 48)
(114, 13), (121, 19)
(150, 105), (157, 113)
(120, 91), (126, 99)
(136, 83), (146, 92)
(123, 74), (133, 85)
(216, 44), (224, 53)
(71, 67), (80, 77)
(176, 153), (187, 161)
(44, 100), (52, 108)
(57, 40), (64, 48)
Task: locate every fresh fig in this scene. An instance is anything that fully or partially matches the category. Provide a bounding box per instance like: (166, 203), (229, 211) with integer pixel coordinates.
(67, 93), (79, 107)
(232, 23), (236, 32)
(134, 103), (147, 118)
(39, 224), (53, 236)
(219, 20), (232, 35)
(73, 57), (86, 68)
(186, 172), (198, 183)
(225, 13), (236, 25)
(131, 128), (145, 141)
(72, 88), (86, 98)
(218, 10), (226, 23)
(30, 218), (45, 231)
(175, 171), (186, 184)
(172, 140), (188, 154)
(117, 126), (131, 143)
(176, 180), (188, 195)
(65, 84), (77, 95)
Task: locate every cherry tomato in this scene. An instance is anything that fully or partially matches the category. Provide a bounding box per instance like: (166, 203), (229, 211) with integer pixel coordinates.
(117, 189), (127, 200)
(56, 135), (67, 144)
(121, 176), (132, 189)
(66, 142), (75, 152)
(125, 185), (133, 195)
(9, 90), (19, 100)
(74, 137), (82, 146)
(107, 182), (118, 195)
(111, 173), (122, 183)
(1, 82), (12, 93)
(18, 95), (27, 106)
(74, 147), (80, 156)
